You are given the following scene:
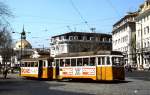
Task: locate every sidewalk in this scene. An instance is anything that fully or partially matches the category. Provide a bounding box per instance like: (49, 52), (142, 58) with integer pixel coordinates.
(0, 73), (21, 79)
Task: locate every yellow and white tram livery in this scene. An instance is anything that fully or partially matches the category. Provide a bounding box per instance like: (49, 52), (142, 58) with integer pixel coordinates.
(54, 51), (125, 81)
(21, 57), (55, 79)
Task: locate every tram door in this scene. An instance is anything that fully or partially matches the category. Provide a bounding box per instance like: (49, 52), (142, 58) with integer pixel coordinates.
(56, 59), (59, 78)
(38, 60), (43, 78)
(96, 57), (105, 80)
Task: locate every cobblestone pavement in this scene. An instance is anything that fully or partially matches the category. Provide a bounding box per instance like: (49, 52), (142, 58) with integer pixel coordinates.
(46, 78), (150, 95)
(0, 73), (150, 95)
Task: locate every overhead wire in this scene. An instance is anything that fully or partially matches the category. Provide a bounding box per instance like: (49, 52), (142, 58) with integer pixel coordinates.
(105, 0), (121, 18)
(69, 0), (91, 31)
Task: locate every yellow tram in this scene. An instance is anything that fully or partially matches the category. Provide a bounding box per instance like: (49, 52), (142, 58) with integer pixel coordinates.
(20, 57), (55, 79)
(20, 51), (125, 81)
(54, 51), (125, 81)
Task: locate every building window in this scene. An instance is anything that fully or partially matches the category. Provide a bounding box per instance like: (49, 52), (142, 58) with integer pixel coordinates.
(145, 42), (146, 48)
(148, 41), (150, 47)
(144, 27), (146, 34)
(69, 36), (74, 40)
(87, 36), (90, 40)
(78, 36), (82, 40)
(147, 26), (149, 34)
(64, 36), (69, 40)
(90, 37), (95, 40)
(74, 36), (78, 40)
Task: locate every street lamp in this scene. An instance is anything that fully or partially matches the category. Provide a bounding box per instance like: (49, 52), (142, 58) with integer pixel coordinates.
(12, 31), (30, 65)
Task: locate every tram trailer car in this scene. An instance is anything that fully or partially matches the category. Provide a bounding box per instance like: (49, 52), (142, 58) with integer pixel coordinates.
(20, 57), (56, 79)
(54, 51), (125, 81)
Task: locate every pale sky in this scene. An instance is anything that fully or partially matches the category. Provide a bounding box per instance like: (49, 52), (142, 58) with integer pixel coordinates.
(4, 0), (144, 48)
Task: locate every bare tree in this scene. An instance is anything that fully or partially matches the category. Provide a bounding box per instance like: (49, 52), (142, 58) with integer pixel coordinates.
(0, 1), (12, 26)
(0, 27), (13, 70)
(0, 1), (13, 72)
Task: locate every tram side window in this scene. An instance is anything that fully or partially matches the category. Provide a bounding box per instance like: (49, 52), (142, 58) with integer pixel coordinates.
(56, 59), (59, 67)
(102, 57), (105, 65)
(71, 59), (76, 66)
(43, 61), (46, 67)
(98, 57), (101, 65)
(65, 59), (70, 67)
(21, 63), (25, 67)
(34, 62), (38, 67)
(98, 57), (106, 65)
(106, 57), (110, 65)
(31, 62), (34, 67)
(25, 62), (28, 67)
(48, 60), (52, 67)
(83, 58), (89, 66)
(60, 59), (65, 67)
(77, 58), (82, 66)
(27, 63), (30, 67)
(90, 57), (95, 66)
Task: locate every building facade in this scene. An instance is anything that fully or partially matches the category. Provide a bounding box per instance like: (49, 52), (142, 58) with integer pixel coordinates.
(112, 12), (138, 66)
(136, 0), (150, 70)
(50, 32), (112, 57)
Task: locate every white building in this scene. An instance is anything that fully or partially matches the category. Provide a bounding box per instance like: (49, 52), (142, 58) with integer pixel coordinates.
(112, 12), (138, 66)
(136, 0), (150, 70)
(50, 32), (112, 57)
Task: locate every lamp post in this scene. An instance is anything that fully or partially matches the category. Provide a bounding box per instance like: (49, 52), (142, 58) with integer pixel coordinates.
(12, 31), (30, 66)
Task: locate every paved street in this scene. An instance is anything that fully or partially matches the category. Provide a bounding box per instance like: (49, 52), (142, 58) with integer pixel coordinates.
(0, 71), (149, 95)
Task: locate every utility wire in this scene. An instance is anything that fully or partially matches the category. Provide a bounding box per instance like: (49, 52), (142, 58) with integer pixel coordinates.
(105, 0), (120, 17)
(69, 0), (91, 31)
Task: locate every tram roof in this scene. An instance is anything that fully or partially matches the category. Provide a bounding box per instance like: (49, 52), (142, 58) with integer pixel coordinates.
(55, 51), (122, 58)
(21, 57), (53, 62)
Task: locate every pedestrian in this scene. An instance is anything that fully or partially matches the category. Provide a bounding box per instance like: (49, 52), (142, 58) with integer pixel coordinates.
(3, 68), (8, 79)
(128, 65), (132, 72)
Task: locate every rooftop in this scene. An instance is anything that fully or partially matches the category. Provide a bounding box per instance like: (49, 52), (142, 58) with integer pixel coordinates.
(52, 32), (111, 38)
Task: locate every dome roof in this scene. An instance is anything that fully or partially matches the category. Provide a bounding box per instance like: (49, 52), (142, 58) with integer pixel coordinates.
(15, 39), (32, 49)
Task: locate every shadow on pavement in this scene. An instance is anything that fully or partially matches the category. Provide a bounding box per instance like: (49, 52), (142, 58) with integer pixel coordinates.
(59, 78), (132, 84)
(0, 74), (94, 95)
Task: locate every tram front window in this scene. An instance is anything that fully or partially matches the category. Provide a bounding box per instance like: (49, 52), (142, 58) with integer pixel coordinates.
(112, 57), (124, 66)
